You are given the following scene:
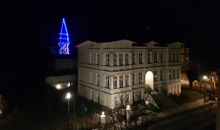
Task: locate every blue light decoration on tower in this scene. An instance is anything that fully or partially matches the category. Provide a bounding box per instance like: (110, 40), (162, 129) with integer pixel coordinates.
(58, 18), (70, 55)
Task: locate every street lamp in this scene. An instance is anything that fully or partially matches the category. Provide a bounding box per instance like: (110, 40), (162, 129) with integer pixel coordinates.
(202, 75), (209, 102)
(126, 105), (131, 127)
(65, 92), (72, 130)
(100, 111), (106, 129)
(65, 92), (72, 112)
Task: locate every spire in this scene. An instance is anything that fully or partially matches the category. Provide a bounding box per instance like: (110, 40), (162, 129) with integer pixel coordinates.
(58, 18), (70, 55)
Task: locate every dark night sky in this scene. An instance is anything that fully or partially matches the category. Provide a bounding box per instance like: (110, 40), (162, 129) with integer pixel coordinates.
(1, 0), (219, 108)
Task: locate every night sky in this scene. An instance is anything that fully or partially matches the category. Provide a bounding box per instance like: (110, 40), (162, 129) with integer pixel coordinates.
(2, 0), (219, 108)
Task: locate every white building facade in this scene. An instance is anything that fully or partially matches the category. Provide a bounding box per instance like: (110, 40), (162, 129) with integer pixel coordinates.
(77, 40), (181, 109)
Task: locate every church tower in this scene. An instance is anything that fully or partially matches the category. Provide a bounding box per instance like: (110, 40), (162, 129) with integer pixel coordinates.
(58, 18), (70, 55)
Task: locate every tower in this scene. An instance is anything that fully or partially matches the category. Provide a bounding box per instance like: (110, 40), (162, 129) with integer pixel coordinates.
(58, 18), (70, 55)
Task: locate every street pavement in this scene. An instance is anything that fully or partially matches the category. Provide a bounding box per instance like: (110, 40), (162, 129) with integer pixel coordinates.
(147, 99), (217, 130)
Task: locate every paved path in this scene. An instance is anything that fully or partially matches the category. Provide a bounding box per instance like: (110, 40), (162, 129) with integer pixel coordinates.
(157, 98), (206, 119)
(148, 101), (216, 130)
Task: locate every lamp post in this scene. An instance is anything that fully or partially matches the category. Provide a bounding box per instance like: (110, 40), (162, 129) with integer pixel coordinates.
(100, 111), (106, 129)
(126, 105), (131, 127)
(65, 92), (72, 130)
(202, 75), (208, 102)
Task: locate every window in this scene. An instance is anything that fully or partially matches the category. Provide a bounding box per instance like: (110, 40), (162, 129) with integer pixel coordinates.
(176, 70), (179, 79)
(96, 52), (100, 65)
(169, 52), (172, 62)
(120, 94), (124, 106)
(113, 53), (117, 66)
(176, 53), (180, 62)
(132, 53), (136, 64)
(148, 52), (152, 64)
(96, 73), (100, 86)
(139, 52), (143, 64)
(120, 75), (123, 87)
(125, 53), (129, 65)
(119, 53), (123, 65)
(154, 71), (158, 81)
(160, 52), (163, 63)
(90, 52), (92, 64)
(106, 53), (109, 66)
(160, 70), (163, 81)
(154, 52), (158, 63)
(137, 91), (141, 100)
(173, 52), (176, 62)
(125, 94), (129, 104)
(139, 72), (142, 84)
(106, 75), (109, 88)
(90, 72), (92, 83)
(173, 70), (175, 79)
(169, 70), (172, 80)
(113, 76), (117, 89)
(132, 73), (135, 85)
(125, 75), (129, 86)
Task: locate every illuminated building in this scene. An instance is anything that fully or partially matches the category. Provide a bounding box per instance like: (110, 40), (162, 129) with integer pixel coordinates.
(77, 40), (182, 109)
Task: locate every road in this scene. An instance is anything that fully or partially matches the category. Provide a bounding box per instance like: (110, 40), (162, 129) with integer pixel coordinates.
(131, 101), (216, 130)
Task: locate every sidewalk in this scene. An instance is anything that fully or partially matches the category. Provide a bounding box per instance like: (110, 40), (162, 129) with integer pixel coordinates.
(157, 98), (214, 119)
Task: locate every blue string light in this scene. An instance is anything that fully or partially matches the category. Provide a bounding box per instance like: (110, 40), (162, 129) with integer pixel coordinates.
(58, 18), (70, 55)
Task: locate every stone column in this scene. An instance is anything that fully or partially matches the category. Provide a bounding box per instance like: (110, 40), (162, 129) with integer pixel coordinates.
(129, 52), (132, 65)
(117, 75), (120, 88)
(123, 53), (125, 65)
(129, 74), (132, 86)
(129, 92), (133, 104)
(123, 75), (126, 87)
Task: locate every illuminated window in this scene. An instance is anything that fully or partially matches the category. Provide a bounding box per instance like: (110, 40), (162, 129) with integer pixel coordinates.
(58, 18), (70, 55)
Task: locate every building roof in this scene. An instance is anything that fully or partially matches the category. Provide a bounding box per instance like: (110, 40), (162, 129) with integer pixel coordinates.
(76, 39), (135, 48)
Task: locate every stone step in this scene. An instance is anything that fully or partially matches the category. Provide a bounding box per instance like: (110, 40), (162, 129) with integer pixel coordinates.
(152, 93), (178, 111)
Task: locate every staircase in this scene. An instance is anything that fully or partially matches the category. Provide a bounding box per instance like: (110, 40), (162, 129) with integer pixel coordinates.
(151, 93), (178, 111)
